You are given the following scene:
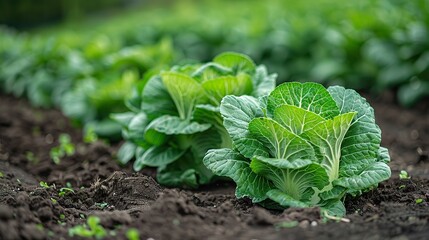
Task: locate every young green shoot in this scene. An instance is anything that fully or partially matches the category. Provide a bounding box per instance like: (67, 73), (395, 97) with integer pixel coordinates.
(68, 216), (107, 239)
(84, 127), (99, 143)
(39, 181), (50, 189)
(126, 228), (140, 240)
(399, 170), (411, 180)
(50, 134), (75, 164)
(59, 187), (75, 197)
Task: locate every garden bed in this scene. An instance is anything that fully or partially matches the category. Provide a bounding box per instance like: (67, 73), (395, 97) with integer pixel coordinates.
(0, 91), (428, 240)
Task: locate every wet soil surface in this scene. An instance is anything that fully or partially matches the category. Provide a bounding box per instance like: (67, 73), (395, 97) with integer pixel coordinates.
(0, 92), (428, 240)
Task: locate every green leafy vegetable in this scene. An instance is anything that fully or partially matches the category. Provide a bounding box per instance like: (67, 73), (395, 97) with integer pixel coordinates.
(114, 52), (276, 188)
(204, 82), (391, 216)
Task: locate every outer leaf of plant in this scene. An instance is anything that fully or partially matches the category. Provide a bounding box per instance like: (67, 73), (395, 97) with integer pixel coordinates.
(204, 148), (273, 202)
(204, 82), (391, 216)
(115, 52), (276, 188)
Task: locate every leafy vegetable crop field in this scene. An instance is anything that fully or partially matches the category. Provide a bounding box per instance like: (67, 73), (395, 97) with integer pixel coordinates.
(0, 0), (429, 239)
(1, 90), (428, 239)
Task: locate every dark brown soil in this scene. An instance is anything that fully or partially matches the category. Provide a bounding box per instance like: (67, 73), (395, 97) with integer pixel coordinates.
(0, 92), (428, 240)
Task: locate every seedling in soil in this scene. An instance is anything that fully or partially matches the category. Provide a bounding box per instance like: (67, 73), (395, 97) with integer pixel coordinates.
(50, 198), (58, 204)
(126, 228), (140, 240)
(68, 216), (107, 239)
(415, 198), (423, 204)
(95, 202), (109, 209)
(25, 151), (39, 164)
(0, 171), (3, 178)
(84, 127), (98, 143)
(39, 181), (50, 188)
(399, 170), (411, 179)
(59, 187), (75, 197)
(50, 134), (75, 164)
(57, 214), (66, 225)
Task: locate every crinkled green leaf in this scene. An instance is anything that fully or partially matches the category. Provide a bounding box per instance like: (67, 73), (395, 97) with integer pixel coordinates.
(250, 156), (313, 170)
(191, 129), (221, 161)
(301, 112), (356, 181)
(267, 82), (340, 119)
(251, 65), (277, 97)
(213, 52), (256, 73)
(327, 86), (383, 177)
(319, 185), (347, 201)
(193, 104), (221, 126)
(161, 72), (205, 120)
(203, 148), (272, 202)
(274, 104), (325, 135)
(334, 162), (391, 191)
(266, 189), (309, 208)
(251, 160), (329, 200)
(146, 115), (211, 135)
(319, 199), (346, 217)
(202, 74), (253, 105)
(377, 147), (390, 163)
(248, 117), (316, 159)
(220, 95), (268, 158)
(142, 75), (177, 120)
(193, 104), (232, 147)
(138, 145), (187, 167)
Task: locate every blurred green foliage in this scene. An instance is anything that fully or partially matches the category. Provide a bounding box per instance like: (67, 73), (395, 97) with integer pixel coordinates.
(0, 0), (135, 29)
(0, 0), (428, 140)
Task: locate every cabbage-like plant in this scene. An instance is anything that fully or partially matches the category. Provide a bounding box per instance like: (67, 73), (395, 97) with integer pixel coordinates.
(113, 52), (276, 188)
(203, 82), (391, 216)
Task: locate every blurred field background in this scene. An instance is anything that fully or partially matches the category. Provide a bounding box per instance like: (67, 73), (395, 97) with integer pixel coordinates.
(1, 0), (428, 139)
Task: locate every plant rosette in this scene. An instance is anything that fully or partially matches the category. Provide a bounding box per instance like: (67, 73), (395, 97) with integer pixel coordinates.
(112, 52), (277, 188)
(203, 82), (391, 216)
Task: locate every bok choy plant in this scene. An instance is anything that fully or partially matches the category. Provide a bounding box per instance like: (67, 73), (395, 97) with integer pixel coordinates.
(112, 52), (276, 188)
(203, 82), (391, 216)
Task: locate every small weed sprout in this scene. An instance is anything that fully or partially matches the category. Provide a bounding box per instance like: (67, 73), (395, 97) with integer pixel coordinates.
(126, 228), (140, 240)
(68, 216), (107, 239)
(84, 127), (98, 143)
(50, 134), (75, 164)
(59, 187), (75, 197)
(399, 170), (411, 180)
(39, 181), (50, 188)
